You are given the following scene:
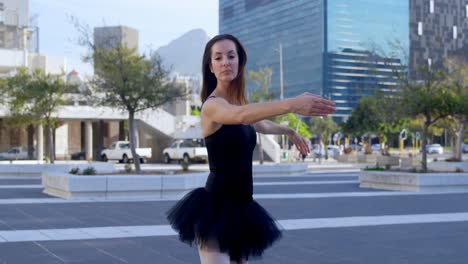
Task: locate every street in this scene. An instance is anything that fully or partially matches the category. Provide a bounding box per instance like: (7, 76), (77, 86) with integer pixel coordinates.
(0, 165), (467, 263)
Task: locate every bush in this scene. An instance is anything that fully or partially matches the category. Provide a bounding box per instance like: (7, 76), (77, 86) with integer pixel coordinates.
(343, 147), (353, 154)
(69, 167), (80, 174)
(124, 164), (133, 173)
(363, 165), (385, 171)
(180, 161), (190, 171)
(82, 167), (97, 175)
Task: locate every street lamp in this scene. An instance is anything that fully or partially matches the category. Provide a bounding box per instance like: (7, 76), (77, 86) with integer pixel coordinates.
(273, 43), (284, 100)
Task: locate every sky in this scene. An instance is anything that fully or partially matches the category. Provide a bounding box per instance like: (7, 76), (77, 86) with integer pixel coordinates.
(29, 0), (219, 76)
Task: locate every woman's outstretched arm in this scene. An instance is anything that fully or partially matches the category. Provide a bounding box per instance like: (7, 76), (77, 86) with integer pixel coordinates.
(201, 93), (335, 125)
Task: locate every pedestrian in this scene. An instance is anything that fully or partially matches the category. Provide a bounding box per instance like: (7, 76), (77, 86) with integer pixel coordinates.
(166, 34), (335, 264)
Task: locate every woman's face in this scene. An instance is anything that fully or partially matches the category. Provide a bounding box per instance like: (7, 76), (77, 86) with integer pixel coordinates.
(209, 39), (239, 83)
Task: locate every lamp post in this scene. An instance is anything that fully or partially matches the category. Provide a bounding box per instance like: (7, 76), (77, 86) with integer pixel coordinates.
(274, 43), (284, 100)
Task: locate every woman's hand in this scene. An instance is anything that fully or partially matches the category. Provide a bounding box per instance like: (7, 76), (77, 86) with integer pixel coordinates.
(289, 93), (335, 116)
(289, 131), (310, 155)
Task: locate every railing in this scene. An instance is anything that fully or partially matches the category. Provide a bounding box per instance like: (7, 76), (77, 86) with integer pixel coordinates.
(258, 134), (281, 163)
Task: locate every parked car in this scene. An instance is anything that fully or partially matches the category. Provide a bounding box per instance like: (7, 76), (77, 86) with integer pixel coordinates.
(163, 139), (207, 164)
(420, 144), (444, 154)
(0, 146), (33, 160)
(70, 151), (86, 160)
(348, 144), (363, 152)
(100, 141), (152, 163)
(326, 145), (340, 158)
(427, 144), (444, 154)
(462, 144), (468, 154)
(371, 144), (381, 151)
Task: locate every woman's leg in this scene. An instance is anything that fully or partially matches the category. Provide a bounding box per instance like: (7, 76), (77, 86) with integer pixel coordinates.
(198, 240), (230, 264)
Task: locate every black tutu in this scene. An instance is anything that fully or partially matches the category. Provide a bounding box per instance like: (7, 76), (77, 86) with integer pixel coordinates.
(166, 187), (282, 262)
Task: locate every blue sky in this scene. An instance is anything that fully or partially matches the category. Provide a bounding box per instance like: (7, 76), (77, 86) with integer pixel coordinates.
(30, 0), (219, 76)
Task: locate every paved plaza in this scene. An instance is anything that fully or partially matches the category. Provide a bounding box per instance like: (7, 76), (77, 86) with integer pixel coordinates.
(0, 163), (467, 263)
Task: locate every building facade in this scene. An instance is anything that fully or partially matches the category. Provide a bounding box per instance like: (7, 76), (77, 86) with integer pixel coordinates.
(219, 0), (468, 119)
(410, 0), (468, 79)
(94, 26), (139, 51)
(220, 0), (324, 99)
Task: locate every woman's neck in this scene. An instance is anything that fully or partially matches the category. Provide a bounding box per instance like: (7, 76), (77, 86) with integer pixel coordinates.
(213, 81), (233, 100)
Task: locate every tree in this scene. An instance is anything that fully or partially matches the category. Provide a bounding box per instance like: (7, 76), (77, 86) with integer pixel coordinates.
(398, 67), (457, 172)
(74, 20), (186, 173)
(309, 116), (338, 158)
(3, 67), (72, 163)
(275, 113), (311, 138)
(443, 57), (468, 161)
(248, 66), (274, 164)
(343, 92), (405, 152)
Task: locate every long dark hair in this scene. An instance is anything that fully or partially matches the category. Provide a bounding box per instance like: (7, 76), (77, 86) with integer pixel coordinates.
(200, 34), (248, 105)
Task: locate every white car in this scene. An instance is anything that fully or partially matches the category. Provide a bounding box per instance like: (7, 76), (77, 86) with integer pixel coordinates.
(422, 144), (444, 154)
(100, 141), (152, 163)
(0, 146), (32, 160)
(462, 144), (468, 154)
(163, 139), (207, 164)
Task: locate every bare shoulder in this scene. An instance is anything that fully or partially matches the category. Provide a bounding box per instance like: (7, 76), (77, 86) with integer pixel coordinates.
(201, 97), (227, 137)
(201, 97), (229, 115)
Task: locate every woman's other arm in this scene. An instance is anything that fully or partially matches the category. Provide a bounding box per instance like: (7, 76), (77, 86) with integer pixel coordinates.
(252, 120), (310, 155)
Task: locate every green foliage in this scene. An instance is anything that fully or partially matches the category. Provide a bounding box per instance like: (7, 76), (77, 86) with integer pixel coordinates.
(3, 68), (72, 125)
(69, 167), (80, 174)
(363, 165), (385, 171)
(3, 67), (73, 163)
(309, 116), (338, 144)
(74, 18), (186, 173)
(90, 47), (186, 113)
(190, 107), (201, 116)
(180, 160), (190, 172)
(342, 91), (404, 144)
(82, 167), (97, 175)
(248, 67), (274, 102)
(124, 164), (133, 173)
(275, 113), (311, 138)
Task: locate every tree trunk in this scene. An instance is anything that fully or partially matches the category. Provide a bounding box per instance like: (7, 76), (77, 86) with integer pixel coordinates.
(47, 121), (55, 164)
(422, 123), (429, 172)
(455, 122), (465, 161)
(258, 133), (264, 165)
(27, 125), (34, 160)
(129, 111), (141, 173)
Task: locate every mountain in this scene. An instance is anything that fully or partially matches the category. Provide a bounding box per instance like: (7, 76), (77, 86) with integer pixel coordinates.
(157, 29), (210, 76)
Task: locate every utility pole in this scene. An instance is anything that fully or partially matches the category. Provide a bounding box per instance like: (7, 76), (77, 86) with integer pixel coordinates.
(279, 43), (284, 100)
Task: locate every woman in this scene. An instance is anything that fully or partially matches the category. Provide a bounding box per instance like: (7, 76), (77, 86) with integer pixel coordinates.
(167, 34), (335, 264)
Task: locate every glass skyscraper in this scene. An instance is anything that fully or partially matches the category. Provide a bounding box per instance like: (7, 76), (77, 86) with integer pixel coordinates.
(219, 0), (468, 119)
(324, 0), (408, 118)
(219, 0), (324, 98)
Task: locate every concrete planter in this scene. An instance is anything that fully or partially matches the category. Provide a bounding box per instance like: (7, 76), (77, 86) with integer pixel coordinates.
(252, 163), (308, 177)
(42, 171), (209, 200)
(0, 162), (116, 177)
(357, 154), (376, 163)
(41, 162), (309, 200)
(360, 170), (468, 192)
(376, 156), (400, 169)
(337, 154), (357, 163)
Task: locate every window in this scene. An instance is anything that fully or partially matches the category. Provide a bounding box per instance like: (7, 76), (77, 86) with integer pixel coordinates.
(245, 0), (277, 11)
(466, 5), (468, 18)
(418, 22), (423, 35)
(428, 58), (432, 68)
(223, 6), (234, 20)
(453, 25), (457, 39)
(429, 0), (434, 13)
(0, 3), (4, 24)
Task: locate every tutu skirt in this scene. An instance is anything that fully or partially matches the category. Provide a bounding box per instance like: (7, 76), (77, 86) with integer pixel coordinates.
(166, 187), (282, 262)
